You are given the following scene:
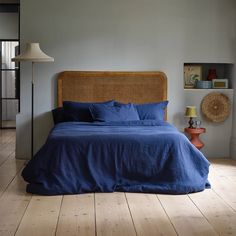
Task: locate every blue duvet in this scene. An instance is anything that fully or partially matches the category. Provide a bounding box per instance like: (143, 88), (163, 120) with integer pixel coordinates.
(22, 120), (210, 195)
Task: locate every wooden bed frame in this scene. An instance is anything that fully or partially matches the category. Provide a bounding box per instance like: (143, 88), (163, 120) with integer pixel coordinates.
(57, 71), (168, 118)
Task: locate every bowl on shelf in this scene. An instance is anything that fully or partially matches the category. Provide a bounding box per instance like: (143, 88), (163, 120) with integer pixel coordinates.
(195, 80), (212, 89)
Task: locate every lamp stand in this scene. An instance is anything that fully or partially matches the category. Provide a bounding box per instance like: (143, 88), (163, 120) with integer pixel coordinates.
(31, 62), (35, 159)
(11, 43), (54, 159)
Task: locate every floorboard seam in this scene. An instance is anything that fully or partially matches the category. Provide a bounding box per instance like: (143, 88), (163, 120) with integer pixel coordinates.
(124, 193), (138, 236)
(13, 193), (32, 236)
(0, 150), (15, 167)
(0, 164), (25, 199)
(54, 195), (64, 236)
(211, 188), (236, 213)
(156, 194), (179, 236)
(210, 166), (236, 213)
(187, 194), (219, 235)
(94, 193), (97, 236)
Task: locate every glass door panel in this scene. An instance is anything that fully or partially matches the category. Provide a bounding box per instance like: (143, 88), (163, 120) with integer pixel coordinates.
(1, 41), (19, 69)
(0, 41), (19, 128)
(1, 70), (17, 98)
(1, 99), (18, 128)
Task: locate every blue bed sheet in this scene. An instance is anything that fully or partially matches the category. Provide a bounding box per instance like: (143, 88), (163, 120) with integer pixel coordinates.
(22, 120), (210, 195)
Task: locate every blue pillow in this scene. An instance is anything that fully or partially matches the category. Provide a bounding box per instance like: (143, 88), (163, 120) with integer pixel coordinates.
(63, 100), (114, 122)
(135, 101), (168, 121)
(90, 103), (140, 122)
(52, 107), (66, 124)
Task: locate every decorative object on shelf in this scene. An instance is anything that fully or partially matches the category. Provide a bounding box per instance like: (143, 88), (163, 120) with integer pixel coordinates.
(195, 80), (212, 89)
(12, 43), (54, 159)
(212, 79), (228, 89)
(201, 92), (231, 123)
(184, 127), (206, 150)
(185, 106), (197, 128)
(207, 69), (217, 81)
(195, 120), (202, 129)
(184, 65), (202, 88)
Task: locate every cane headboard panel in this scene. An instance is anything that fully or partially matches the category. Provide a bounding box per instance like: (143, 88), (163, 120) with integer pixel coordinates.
(58, 71), (167, 110)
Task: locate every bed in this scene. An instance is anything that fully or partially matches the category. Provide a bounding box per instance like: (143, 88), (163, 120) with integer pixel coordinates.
(22, 71), (210, 195)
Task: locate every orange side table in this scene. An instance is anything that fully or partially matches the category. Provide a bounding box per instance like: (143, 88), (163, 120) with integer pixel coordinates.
(184, 128), (206, 150)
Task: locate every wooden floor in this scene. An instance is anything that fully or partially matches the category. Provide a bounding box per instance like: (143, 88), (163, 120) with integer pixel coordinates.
(0, 130), (236, 236)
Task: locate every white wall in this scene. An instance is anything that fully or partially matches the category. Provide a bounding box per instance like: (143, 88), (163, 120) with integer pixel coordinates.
(17, 0), (236, 159)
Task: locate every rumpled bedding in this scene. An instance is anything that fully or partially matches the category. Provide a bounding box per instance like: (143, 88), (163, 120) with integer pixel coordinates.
(22, 120), (210, 195)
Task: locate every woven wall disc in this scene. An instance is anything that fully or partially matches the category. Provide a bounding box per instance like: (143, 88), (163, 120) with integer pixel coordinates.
(201, 92), (231, 123)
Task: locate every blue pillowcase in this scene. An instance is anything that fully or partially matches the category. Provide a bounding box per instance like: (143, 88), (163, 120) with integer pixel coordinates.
(52, 107), (65, 124)
(90, 103), (140, 122)
(63, 100), (114, 122)
(135, 101), (168, 121)
(56, 100), (168, 123)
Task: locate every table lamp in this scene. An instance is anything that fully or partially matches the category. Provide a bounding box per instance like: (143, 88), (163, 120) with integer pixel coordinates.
(185, 106), (197, 128)
(12, 43), (54, 159)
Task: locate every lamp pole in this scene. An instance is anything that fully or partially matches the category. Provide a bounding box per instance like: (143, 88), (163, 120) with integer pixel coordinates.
(31, 62), (34, 159)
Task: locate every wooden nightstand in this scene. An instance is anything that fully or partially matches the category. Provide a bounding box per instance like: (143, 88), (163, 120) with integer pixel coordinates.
(184, 128), (206, 150)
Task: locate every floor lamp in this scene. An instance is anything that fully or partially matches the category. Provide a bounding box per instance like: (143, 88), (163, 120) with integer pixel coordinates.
(12, 43), (54, 159)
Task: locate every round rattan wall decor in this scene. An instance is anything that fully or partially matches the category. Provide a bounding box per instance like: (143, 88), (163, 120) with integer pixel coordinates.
(201, 92), (231, 123)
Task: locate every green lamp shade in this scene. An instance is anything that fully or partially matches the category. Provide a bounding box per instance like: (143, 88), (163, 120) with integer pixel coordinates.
(185, 106), (197, 117)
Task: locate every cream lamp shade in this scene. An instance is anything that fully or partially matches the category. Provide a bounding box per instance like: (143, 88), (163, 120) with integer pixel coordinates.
(185, 106), (197, 118)
(12, 43), (54, 62)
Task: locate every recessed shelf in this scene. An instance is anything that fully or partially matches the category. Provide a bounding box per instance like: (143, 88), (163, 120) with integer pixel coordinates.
(183, 63), (234, 89)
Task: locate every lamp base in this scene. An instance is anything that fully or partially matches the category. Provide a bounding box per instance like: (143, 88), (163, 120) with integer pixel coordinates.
(188, 117), (194, 129)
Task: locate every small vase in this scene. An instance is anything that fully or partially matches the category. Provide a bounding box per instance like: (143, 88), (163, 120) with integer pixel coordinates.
(207, 69), (217, 81)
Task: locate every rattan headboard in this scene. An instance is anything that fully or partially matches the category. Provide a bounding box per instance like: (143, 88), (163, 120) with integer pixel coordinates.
(58, 71), (167, 114)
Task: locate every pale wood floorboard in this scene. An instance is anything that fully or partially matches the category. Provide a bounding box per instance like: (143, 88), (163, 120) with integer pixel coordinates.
(1, 130), (236, 236)
(208, 166), (236, 211)
(0, 130), (31, 236)
(189, 189), (236, 236)
(0, 170), (31, 236)
(126, 193), (177, 236)
(95, 192), (136, 236)
(15, 195), (63, 236)
(56, 194), (95, 236)
(0, 154), (25, 197)
(0, 130), (23, 198)
(158, 194), (218, 236)
(0, 130), (15, 166)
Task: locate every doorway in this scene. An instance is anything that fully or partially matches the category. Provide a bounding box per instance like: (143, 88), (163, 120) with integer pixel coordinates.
(0, 41), (19, 128)
(0, 3), (20, 129)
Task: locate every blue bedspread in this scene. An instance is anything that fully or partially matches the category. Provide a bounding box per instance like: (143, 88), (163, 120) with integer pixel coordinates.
(22, 120), (210, 195)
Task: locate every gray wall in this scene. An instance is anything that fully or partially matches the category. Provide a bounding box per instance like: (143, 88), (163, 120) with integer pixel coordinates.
(17, 0), (236, 159)
(185, 89), (234, 158)
(230, 7), (236, 159)
(0, 13), (18, 39)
